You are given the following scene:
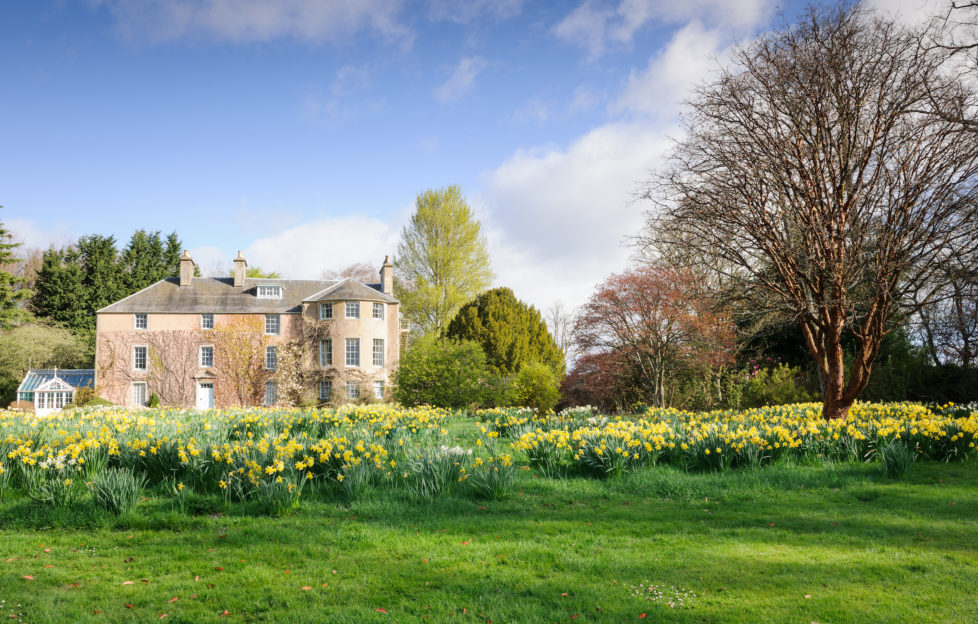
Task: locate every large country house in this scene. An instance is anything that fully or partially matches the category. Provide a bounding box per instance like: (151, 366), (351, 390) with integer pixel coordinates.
(95, 251), (405, 409)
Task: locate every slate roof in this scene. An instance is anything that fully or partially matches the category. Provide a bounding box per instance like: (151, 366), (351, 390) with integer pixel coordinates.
(302, 278), (398, 304)
(18, 369), (95, 393)
(97, 277), (396, 315)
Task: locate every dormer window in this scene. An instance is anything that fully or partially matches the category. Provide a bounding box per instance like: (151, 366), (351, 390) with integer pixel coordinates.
(257, 285), (282, 298)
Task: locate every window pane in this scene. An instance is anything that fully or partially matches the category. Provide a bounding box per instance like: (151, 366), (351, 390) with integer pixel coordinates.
(265, 314), (280, 335)
(132, 383), (146, 406)
(319, 302), (333, 319)
(319, 338), (332, 367)
(345, 302), (360, 318)
(266, 346), (277, 370)
(346, 382), (359, 399)
(134, 346), (147, 370)
(373, 303), (384, 319)
(373, 339), (384, 367)
(201, 346), (214, 367)
(265, 382), (277, 406)
(134, 313), (147, 329)
(373, 380), (384, 399)
(319, 380), (332, 400)
(201, 313), (214, 329)
(345, 338), (360, 367)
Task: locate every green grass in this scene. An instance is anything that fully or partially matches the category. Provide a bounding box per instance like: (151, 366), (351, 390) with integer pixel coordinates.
(1, 459), (976, 623)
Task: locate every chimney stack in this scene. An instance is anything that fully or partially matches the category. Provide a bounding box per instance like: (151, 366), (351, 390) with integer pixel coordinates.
(179, 250), (195, 287)
(380, 255), (394, 295)
(233, 250), (247, 288)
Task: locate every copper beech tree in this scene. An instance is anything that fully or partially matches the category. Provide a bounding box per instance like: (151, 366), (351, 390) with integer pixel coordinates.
(573, 267), (735, 409)
(644, 5), (978, 420)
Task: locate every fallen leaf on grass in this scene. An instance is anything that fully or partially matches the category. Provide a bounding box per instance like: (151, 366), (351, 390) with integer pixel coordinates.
(461, 540), (471, 546)
(194, 576), (199, 582)
(6, 557), (13, 562)
(23, 575), (34, 581)
(639, 614), (646, 619)
(125, 604), (134, 609)
(122, 581), (134, 585)
(376, 608), (388, 613)
(215, 567), (224, 571)
(220, 610), (230, 616)
(44, 564), (54, 568)
(804, 595), (812, 599)
(141, 579), (150, 584)
(168, 597), (179, 603)
(43, 548), (51, 553)
(300, 586), (312, 591)
(159, 614), (168, 619)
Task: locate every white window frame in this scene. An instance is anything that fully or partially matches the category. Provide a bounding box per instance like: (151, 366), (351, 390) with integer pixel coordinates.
(346, 382), (359, 400)
(200, 345), (214, 367)
(131, 382), (147, 407)
(318, 380), (331, 401)
(319, 302), (333, 320)
(257, 285), (282, 299)
(373, 380), (385, 399)
(134, 313), (147, 330)
(345, 337), (360, 367)
(373, 303), (384, 320)
(264, 381), (277, 406)
(345, 301), (360, 319)
(201, 313), (214, 330)
(373, 338), (385, 367)
(265, 314), (280, 335)
(266, 345), (277, 371)
(319, 338), (332, 367)
(133, 345), (148, 371)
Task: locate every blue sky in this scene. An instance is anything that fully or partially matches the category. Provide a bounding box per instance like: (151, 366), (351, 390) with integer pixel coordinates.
(1, 0), (934, 311)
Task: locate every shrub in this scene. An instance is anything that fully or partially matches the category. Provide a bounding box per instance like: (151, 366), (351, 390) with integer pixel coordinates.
(741, 364), (814, 407)
(90, 467), (146, 515)
(72, 386), (98, 407)
(148, 393), (161, 408)
(511, 361), (561, 413)
(393, 336), (489, 408)
(8, 400), (33, 412)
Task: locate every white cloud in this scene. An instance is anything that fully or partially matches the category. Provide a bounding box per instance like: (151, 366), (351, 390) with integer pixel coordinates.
(478, 122), (674, 311)
(513, 98), (551, 123)
(94, 0), (412, 46)
(434, 56), (488, 103)
(613, 21), (725, 119)
(554, 0), (770, 58)
(242, 216), (399, 279)
(5, 217), (75, 250)
(864, 0), (943, 25)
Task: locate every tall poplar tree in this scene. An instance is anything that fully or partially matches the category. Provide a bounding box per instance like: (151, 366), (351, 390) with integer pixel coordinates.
(395, 185), (494, 335)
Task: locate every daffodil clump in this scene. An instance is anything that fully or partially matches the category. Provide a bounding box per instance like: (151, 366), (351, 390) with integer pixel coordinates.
(511, 402), (978, 476)
(0, 404), (461, 513)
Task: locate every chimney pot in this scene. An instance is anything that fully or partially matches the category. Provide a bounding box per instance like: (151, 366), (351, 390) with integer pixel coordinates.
(179, 251), (195, 287)
(233, 250), (248, 288)
(380, 255), (394, 295)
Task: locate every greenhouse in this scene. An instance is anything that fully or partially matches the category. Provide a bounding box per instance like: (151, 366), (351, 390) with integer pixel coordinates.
(15, 369), (94, 416)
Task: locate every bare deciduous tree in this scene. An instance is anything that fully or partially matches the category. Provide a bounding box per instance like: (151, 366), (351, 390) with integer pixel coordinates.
(321, 262), (378, 283)
(546, 300), (574, 359)
(573, 267), (735, 408)
(644, 5), (978, 419)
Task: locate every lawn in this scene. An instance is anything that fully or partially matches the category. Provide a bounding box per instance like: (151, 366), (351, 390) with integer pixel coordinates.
(1, 457), (976, 623)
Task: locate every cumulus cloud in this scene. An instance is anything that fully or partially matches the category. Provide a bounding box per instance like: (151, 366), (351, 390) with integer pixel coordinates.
(613, 21), (725, 119)
(554, 0), (770, 58)
(241, 216), (399, 279)
(478, 122), (674, 311)
(94, 0), (412, 46)
(434, 56), (488, 103)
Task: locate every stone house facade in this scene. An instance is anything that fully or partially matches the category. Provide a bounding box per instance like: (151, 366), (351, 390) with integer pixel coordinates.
(95, 251), (405, 408)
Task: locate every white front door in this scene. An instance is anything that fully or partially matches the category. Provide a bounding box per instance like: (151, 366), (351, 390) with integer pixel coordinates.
(196, 382), (214, 410)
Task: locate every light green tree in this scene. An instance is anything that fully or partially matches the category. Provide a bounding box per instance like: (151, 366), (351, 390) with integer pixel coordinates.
(395, 185), (494, 335)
